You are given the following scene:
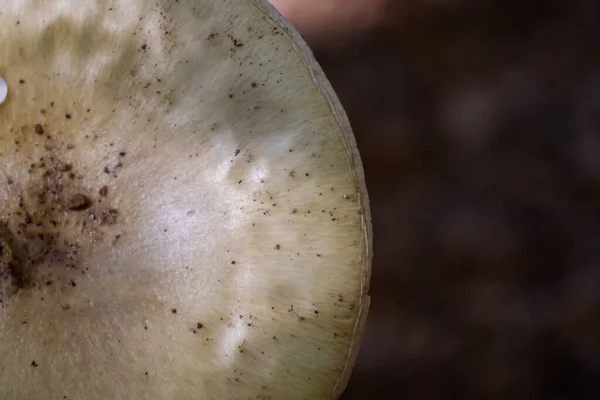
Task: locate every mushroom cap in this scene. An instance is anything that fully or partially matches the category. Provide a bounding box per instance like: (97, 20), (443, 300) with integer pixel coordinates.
(0, 1), (371, 399)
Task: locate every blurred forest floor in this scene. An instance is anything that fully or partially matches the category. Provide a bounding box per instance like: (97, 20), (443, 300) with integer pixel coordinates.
(272, 1), (600, 399)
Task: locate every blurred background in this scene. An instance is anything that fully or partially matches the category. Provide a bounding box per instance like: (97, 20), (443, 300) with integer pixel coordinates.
(269, 1), (600, 399)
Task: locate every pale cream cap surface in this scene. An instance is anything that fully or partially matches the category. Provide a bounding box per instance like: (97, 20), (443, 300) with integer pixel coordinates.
(0, 1), (371, 399)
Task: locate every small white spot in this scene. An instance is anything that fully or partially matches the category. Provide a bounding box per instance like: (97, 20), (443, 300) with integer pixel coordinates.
(0, 75), (7, 104)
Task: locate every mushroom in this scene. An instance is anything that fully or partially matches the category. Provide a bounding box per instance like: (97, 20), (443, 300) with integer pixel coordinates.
(0, 1), (371, 399)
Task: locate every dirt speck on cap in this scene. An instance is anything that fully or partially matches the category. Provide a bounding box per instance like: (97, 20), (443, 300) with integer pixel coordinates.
(67, 194), (92, 211)
(100, 209), (118, 225)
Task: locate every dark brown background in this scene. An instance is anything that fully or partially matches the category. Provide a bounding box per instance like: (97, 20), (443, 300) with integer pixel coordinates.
(272, 1), (600, 399)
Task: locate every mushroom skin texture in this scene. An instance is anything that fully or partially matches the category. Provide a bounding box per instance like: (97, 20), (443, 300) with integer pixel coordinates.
(0, 1), (371, 399)
(0, 75), (7, 104)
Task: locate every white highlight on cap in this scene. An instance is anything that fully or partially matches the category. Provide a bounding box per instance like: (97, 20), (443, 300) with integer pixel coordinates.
(0, 75), (7, 104)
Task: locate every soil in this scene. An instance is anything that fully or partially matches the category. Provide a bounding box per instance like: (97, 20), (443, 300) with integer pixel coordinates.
(0, 116), (122, 304)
